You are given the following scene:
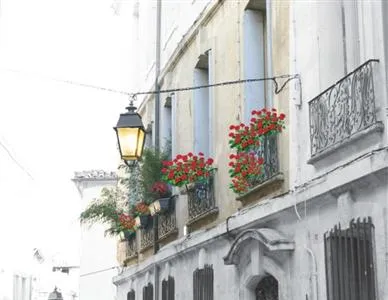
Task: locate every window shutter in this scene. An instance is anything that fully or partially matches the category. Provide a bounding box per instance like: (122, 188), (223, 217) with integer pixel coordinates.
(324, 217), (376, 300)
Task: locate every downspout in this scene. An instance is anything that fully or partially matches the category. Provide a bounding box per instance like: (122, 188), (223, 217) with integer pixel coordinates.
(266, 0), (273, 106)
(153, 2), (162, 300)
(294, 202), (319, 300)
(153, 0), (162, 257)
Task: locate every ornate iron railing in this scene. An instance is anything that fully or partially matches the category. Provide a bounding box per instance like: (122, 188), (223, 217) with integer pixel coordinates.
(309, 60), (379, 157)
(158, 199), (177, 240)
(126, 237), (137, 259)
(188, 176), (217, 222)
(140, 227), (154, 251)
(248, 134), (279, 188)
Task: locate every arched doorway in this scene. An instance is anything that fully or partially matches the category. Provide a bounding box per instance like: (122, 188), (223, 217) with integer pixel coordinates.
(255, 276), (278, 300)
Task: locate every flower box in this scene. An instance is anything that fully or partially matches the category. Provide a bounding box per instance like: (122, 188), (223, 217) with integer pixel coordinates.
(135, 215), (151, 229)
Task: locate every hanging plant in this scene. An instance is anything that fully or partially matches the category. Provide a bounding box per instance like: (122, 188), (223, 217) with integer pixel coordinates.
(228, 108), (286, 195)
(228, 108), (285, 152)
(161, 152), (215, 187)
(80, 187), (133, 237)
(134, 201), (150, 216)
(228, 153), (264, 194)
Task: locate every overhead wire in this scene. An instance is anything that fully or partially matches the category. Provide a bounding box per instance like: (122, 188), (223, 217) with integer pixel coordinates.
(1, 67), (299, 100)
(80, 266), (118, 277)
(0, 136), (34, 180)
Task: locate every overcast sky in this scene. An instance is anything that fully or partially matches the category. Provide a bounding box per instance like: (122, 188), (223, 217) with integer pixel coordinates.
(0, 0), (134, 271)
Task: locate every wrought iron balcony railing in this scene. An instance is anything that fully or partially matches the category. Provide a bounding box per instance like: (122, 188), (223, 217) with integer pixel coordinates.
(158, 198), (178, 240)
(140, 226), (154, 252)
(187, 176), (217, 222)
(126, 237), (137, 259)
(248, 134), (279, 188)
(309, 59), (379, 157)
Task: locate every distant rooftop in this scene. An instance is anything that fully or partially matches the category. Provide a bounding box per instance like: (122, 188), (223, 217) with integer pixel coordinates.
(72, 170), (117, 181)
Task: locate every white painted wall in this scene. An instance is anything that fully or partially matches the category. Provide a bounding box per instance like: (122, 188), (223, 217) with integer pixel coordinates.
(75, 179), (119, 300)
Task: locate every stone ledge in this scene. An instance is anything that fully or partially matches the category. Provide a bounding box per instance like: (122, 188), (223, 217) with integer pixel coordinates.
(186, 207), (219, 227)
(236, 173), (284, 202)
(158, 228), (178, 242)
(307, 122), (384, 164)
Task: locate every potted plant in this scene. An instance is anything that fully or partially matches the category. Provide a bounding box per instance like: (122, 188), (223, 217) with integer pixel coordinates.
(161, 152), (215, 192)
(227, 108), (286, 195)
(133, 201), (151, 228)
(118, 213), (137, 240)
(149, 181), (173, 214)
(80, 186), (137, 239)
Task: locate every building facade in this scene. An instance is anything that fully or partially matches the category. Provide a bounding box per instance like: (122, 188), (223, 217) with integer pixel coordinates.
(72, 170), (118, 300)
(114, 1), (388, 299)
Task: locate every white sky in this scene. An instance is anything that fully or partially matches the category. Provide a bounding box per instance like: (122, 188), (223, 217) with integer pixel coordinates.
(0, 0), (135, 271)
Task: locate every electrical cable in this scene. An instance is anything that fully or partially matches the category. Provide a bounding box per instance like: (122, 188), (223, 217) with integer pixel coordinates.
(1, 68), (299, 99)
(0, 137), (34, 180)
(80, 266), (118, 277)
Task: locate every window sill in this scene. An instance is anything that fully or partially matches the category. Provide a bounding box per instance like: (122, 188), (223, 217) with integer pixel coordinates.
(236, 173), (284, 202)
(307, 122), (384, 164)
(186, 207), (219, 227)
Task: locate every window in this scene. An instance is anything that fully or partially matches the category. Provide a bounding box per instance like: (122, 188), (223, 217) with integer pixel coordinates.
(243, 2), (267, 123)
(162, 276), (175, 300)
(193, 265), (213, 300)
(143, 283), (153, 300)
(161, 95), (173, 158)
(193, 51), (212, 156)
(255, 275), (278, 300)
(324, 217), (376, 300)
(127, 290), (135, 300)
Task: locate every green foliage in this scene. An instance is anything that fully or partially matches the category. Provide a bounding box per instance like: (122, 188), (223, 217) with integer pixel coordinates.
(119, 162), (144, 207)
(141, 147), (169, 203)
(79, 187), (125, 237)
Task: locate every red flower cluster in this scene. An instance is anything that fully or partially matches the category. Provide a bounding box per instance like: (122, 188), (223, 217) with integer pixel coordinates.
(228, 152), (264, 194)
(228, 108), (286, 151)
(151, 181), (170, 197)
(228, 108), (286, 195)
(118, 213), (136, 230)
(135, 201), (150, 216)
(161, 152), (214, 187)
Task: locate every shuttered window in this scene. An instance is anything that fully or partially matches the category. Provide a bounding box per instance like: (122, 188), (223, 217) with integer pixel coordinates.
(324, 217), (376, 300)
(193, 265), (213, 300)
(161, 276), (174, 300)
(127, 290), (135, 300)
(142, 283), (153, 300)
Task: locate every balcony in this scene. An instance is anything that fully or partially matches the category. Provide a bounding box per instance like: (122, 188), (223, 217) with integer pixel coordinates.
(125, 238), (137, 260)
(187, 176), (218, 225)
(249, 134), (279, 186)
(236, 135), (282, 201)
(309, 60), (382, 162)
(140, 224), (154, 252)
(157, 197), (178, 241)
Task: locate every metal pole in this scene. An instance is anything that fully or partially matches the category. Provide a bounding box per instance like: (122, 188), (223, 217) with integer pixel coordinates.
(153, 0), (162, 256)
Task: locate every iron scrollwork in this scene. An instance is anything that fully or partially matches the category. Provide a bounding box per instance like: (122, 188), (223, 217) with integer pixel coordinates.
(140, 226), (154, 251)
(126, 237), (137, 259)
(249, 134), (279, 188)
(188, 176), (216, 221)
(309, 60), (379, 157)
(158, 197), (177, 240)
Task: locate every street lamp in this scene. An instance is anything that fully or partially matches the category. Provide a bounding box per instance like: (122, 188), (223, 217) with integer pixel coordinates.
(114, 100), (146, 166)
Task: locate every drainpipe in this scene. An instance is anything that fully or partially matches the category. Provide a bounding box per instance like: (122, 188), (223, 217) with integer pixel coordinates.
(153, 0), (162, 257)
(153, 1), (162, 299)
(294, 202), (319, 300)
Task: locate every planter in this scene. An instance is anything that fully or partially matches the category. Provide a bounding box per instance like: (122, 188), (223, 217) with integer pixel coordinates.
(124, 230), (136, 241)
(135, 215), (151, 229)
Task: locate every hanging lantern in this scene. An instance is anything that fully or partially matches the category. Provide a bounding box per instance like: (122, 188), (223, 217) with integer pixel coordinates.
(114, 101), (146, 166)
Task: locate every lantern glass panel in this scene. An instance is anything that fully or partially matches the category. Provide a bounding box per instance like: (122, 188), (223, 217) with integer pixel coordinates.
(117, 127), (142, 160)
(136, 129), (145, 157)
